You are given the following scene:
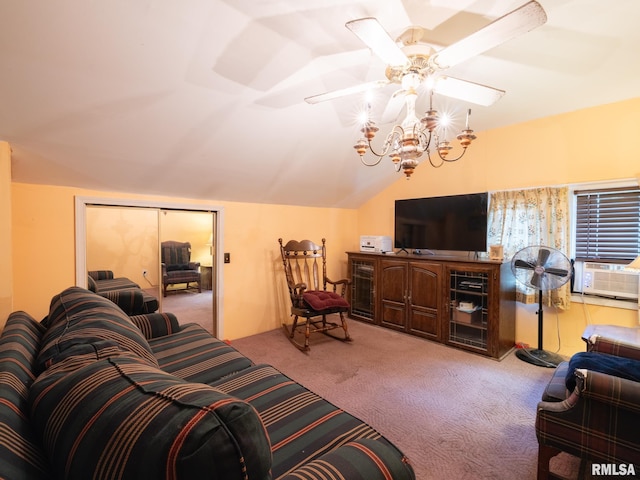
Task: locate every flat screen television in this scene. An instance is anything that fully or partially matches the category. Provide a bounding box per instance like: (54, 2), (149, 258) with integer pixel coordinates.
(394, 192), (488, 252)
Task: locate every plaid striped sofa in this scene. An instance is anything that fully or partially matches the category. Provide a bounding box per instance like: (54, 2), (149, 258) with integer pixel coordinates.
(0, 286), (415, 480)
(88, 270), (159, 314)
(535, 326), (640, 479)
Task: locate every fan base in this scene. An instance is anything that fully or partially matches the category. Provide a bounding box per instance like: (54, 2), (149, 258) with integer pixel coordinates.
(515, 348), (564, 368)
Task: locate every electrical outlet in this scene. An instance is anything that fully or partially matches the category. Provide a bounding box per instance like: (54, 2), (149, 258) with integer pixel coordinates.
(142, 269), (148, 277)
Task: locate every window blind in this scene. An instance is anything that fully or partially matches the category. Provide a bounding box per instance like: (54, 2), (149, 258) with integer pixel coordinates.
(574, 187), (640, 262)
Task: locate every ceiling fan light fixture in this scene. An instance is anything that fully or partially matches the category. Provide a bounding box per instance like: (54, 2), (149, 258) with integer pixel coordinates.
(420, 109), (439, 132)
(353, 138), (369, 156)
(308, 1), (547, 178)
(437, 141), (452, 158)
(356, 91), (476, 173)
(456, 128), (477, 148)
(360, 121), (379, 140)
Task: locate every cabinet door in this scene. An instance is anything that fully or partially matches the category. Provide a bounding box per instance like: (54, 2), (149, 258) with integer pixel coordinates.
(348, 256), (376, 323)
(446, 264), (493, 355)
(407, 262), (442, 341)
(379, 260), (408, 331)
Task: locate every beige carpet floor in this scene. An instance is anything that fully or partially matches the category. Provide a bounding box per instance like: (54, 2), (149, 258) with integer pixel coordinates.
(231, 319), (582, 480)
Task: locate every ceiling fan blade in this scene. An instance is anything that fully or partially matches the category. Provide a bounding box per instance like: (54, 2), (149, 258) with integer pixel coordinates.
(304, 80), (390, 104)
(545, 267), (569, 277)
(537, 248), (551, 267)
(433, 76), (505, 106)
(430, 1), (547, 70)
(346, 17), (408, 67)
(514, 259), (535, 270)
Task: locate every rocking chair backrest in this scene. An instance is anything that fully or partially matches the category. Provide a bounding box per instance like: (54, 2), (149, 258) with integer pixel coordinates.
(278, 238), (327, 297)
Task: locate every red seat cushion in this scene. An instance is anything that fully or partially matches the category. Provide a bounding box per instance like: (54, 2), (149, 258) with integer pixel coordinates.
(302, 290), (349, 311)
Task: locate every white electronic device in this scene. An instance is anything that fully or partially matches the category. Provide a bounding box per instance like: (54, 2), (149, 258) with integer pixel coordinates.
(360, 235), (393, 253)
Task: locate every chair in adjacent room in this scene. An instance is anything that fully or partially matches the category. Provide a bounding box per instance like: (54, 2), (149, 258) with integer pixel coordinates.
(535, 327), (640, 479)
(278, 238), (351, 351)
(161, 240), (202, 296)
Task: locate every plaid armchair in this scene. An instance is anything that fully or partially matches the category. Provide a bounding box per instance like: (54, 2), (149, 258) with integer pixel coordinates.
(161, 241), (201, 296)
(535, 326), (640, 479)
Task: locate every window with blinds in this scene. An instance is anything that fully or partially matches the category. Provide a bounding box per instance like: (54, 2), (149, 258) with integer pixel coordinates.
(574, 187), (640, 262)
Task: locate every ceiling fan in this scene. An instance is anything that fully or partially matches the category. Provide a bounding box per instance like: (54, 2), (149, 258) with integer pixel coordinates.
(305, 1), (547, 110)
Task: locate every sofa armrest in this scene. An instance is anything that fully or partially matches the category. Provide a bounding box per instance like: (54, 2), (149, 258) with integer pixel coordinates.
(279, 439), (415, 480)
(98, 290), (145, 315)
(129, 312), (181, 339)
(88, 270), (114, 281)
(536, 369), (640, 463)
(586, 335), (640, 361)
(576, 369), (640, 412)
(582, 325), (640, 360)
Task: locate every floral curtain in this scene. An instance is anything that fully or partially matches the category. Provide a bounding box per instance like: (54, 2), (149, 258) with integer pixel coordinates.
(487, 187), (571, 309)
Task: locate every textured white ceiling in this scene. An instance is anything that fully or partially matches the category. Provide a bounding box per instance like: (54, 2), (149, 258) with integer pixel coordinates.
(1, 0), (639, 207)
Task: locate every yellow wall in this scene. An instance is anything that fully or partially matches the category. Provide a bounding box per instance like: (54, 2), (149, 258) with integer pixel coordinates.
(4, 98), (640, 351)
(87, 206), (160, 286)
(357, 97), (640, 357)
(222, 202), (357, 339)
(0, 142), (12, 328)
(7, 183), (358, 340)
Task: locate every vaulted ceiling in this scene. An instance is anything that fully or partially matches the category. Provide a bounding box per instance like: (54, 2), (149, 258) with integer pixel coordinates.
(1, 0), (639, 208)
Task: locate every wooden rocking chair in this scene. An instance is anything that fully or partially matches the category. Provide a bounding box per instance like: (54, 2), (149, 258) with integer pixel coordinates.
(278, 238), (352, 351)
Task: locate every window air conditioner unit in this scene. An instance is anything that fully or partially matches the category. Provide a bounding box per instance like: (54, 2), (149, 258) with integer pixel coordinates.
(582, 262), (639, 300)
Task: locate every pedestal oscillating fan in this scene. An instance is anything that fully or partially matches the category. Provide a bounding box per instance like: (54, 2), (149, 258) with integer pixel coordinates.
(511, 246), (572, 367)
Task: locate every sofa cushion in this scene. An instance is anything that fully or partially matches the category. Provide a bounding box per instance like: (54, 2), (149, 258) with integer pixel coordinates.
(0, 312), (53, 479)
(166, 263), (190, 272)
(37, 286), (158, 372)
(29, 354), (272, 480)
(129, 312), (181, 339)
(541, 361), (570, 402)
(86, 274), (97, 292)
(565, 351), (640, 391)
(303, 290), (349, 311)
(93, 276), (141, 293)
(150, 323), (253, 384)
(88, 270), (114, 281)
(281, 439), (415, 480)
(210, 364), (409, 478)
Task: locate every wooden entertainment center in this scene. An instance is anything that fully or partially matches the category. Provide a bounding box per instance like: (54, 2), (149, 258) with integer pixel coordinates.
(347, 252), (516, 359)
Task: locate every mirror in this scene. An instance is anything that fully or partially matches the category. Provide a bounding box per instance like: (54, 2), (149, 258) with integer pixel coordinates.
(160, 209), (215, 334)
(86, 205), (161, 302)
(76, 197), (223, 337)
